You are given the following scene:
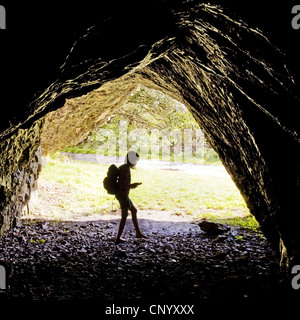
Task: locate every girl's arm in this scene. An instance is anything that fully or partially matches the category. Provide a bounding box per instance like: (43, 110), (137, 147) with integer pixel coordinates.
(119, 167), (142, 189)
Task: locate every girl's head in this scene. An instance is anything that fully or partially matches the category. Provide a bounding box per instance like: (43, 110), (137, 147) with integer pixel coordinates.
(125, 151), (140, 168)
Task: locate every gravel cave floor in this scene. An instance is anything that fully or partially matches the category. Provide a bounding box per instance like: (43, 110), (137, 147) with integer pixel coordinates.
(0, 213), (299, 314)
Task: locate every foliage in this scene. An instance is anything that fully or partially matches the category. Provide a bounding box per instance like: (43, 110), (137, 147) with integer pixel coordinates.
(64, 86), (220, 164)
(30, 238), (46, 244)
(110, 86), (199, 131)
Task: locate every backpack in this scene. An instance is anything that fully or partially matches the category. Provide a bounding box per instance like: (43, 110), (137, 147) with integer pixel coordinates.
(103, 164), (120, 195)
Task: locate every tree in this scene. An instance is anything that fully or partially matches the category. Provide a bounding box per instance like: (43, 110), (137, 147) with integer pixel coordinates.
(104, 86), (199, 131)
(71, 85), (219, 163)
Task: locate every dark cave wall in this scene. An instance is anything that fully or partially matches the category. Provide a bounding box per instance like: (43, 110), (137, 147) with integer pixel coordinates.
(131, 6), (300, 263)
(0, 0), (300, 266)
(0, 120), (43, 235)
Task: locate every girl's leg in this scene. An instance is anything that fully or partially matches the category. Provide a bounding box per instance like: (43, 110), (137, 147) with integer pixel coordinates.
(130, 206), (146, 238)
(115, 208), (128, 244)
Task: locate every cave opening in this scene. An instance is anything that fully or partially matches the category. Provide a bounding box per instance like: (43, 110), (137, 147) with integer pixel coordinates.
(1, 85), (286, 304)
(33, 84), (253, 228)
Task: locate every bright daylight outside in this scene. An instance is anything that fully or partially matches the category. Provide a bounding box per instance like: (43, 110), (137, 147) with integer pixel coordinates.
(28, 86), (258, 233)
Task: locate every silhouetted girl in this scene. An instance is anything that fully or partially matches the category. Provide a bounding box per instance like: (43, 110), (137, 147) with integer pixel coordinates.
(115, 151), (146, 244)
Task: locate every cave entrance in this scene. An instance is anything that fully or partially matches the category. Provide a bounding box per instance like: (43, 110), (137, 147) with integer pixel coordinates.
(30, 85), (257, 234)
(9, 85), (282, 304)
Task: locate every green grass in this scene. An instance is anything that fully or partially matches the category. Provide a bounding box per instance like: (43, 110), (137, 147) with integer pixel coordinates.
(40, 156), (113, 214)
(130, 168), (246, 211)
(38, 155), (259, 231)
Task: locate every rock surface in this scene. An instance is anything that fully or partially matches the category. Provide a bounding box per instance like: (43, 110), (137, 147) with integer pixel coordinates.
(199, 220), (230, 236)
(0, 120), (43, 235)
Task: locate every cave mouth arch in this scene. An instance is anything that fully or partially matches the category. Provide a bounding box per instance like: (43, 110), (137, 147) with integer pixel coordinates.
(0, 1), (300, 269)
(9, 88), (280, 303)
(36, 84), (253, 230)
(38, 63), (289, 263)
